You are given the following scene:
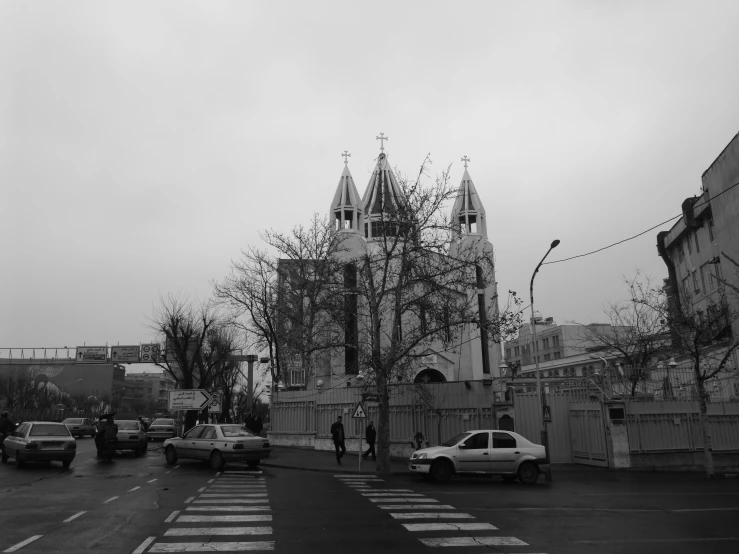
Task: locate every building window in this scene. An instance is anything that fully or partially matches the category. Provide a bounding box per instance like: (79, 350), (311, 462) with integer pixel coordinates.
(686, 235), (692, 256)
(678, 243), (685, 264)
(554, 351), (561, 360)
(682, 276), (691, 299)
(542, 338), (550, 349)
(506, 348), (511, 358)
(552, 336), (560, 347)
(708, 217), (715, 241)
(694, 230), (700, 253)
(514, 346), (520, 356)
(544, 354), (551, 361)
(692, 271), (700, 294)
(700, 263), (710, 292)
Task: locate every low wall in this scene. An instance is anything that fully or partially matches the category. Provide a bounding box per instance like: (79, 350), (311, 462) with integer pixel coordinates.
(268, 432), (421, 458)
(629, 451), (739, 472)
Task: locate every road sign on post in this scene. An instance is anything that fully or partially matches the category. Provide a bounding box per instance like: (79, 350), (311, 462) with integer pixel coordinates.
(168, 389), (213, 411)
(141, 344), (162, 362)
(361, 393), (382, 402)
(352, 402), (366, 419)
(111, 345), (140, 363)
(76, 346), (108, 363)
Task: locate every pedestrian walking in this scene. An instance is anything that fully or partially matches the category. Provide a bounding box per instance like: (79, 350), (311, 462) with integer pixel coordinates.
(255, 416), (263, 436)
(330, 415), (346, 464)
(363, 420), (376, 461)
(0, 411), (16, 442)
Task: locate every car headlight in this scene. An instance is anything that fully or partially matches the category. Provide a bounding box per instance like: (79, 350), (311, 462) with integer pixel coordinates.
(417, 453), (427, 459)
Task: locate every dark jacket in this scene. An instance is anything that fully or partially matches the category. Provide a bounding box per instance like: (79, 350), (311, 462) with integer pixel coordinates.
(365, 424), (376, 444)
(330, 421), (345, 443)
(102, 422), (118, 441)
(0, 417), (16, 436)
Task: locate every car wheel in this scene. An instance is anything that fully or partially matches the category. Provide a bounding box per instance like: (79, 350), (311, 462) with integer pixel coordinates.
(62, 460), (71, 468)
(165, 446), (178, 466)
(247, 460), (259, 469)
(430, 459), (453, 483)
(501, 475), (517, 482)
(517, 462), (539, 485)
(210, 450), (225, 470)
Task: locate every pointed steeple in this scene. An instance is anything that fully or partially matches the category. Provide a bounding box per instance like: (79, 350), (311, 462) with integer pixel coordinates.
(330, 153), (363, 233)
(362, 151), (407, 240)
(450, 159), (488, 239)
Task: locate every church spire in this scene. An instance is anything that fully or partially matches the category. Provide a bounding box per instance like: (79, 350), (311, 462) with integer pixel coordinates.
(361, 141), (407, 240)
(330, 152), (363, 233)
(450, 157), (488, 239)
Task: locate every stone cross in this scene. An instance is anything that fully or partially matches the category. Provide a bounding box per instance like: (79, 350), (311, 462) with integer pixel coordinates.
(376, 133), (389, 153)
(342, 150), (351, 164)
(461, 155), (470, 168)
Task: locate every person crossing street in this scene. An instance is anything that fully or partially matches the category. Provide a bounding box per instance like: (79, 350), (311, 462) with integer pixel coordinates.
(330, 415), (346, 464)
(362, 421), (376, 461)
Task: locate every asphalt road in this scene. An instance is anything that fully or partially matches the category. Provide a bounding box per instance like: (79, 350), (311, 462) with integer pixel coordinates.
(2, 443), (738, 554)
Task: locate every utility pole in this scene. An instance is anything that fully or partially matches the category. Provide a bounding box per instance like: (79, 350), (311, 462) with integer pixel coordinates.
(245, 354), (258, 417)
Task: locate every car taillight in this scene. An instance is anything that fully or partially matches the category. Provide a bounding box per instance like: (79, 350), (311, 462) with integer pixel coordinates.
(25, 443), (39, 450)
(66, 442), (76, 450)
(233, 444), (244, 449)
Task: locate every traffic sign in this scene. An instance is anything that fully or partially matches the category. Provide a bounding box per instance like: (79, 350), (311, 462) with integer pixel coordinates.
(362, 393), (382, 402)
(543, 404), (552, 423)
(141, 343), (162, 362)
(76, 346), (107, 364)
(111, 345), (140, 363)
(208, 395), (222, 414)
(168, 389), (213, 410)
(352, 402), (367, 419)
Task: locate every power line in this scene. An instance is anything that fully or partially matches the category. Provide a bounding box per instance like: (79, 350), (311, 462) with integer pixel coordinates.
(543, 180), (739, 266)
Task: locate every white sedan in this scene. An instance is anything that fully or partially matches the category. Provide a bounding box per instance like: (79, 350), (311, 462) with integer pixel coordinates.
(163, 424), (270, 470)
(409, 429), (548, 484)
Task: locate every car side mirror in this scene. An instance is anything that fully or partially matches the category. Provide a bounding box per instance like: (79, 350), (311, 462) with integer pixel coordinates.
(458, 444), (466, 450)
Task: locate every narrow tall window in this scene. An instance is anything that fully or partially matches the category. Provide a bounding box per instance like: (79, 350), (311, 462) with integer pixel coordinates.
(686, 235), (693, 256)
(708, 217), (715, 241)
(695, 229), (700, 253)
(692, 271), (700, 293)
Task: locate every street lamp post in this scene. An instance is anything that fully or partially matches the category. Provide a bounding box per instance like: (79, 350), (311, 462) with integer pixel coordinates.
(530, 239), (560, 482)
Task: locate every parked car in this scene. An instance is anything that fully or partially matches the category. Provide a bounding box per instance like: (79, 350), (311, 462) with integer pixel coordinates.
(146, 418), (177, 441)
(163, 424), (270, 470)
(408, 430), (548, 485)
(1, 421), (76, 468)
(62, 417), (97, 439)
(114, 420), (148, 457)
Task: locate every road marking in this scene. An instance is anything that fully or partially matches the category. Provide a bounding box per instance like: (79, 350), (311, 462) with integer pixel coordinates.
(186, 506), (271, 512)
(390, 512), (475, 519)
(131, 536), (156, 554)
(184, 496), (195, 504)
(379, 504), (456, 510)
(403, 522), (498, 532)
(357, 489), (414, 492)
(200, 493), (268, 498)
(334, 475), (379, 478)
(165, 510), (179, 523)
(370, 497), (438, 503)
(419, 537), (528, 547)
(165, 527), (273, 536)
(177, 515), (272, 523)
(84, 459), (95, 464)
(207, 479), (215, 483)
(149, 542), (275, 552)
(148, 479), (158, 483)
(165, 471), (171, 474)
(215, 472), (222, 476)
(362, 493), (425, 497)
(128, 486), (141, 492)
(198, 487), (206, 493)
(207, 486), (267, 489)
(574, 537), (739, 544)
(223, 470), (262, 474)
(193, 499), (269, 504)
(103, 496), (119, 504)
(63, 511), (86, 523)
(3, 535), (42, 552)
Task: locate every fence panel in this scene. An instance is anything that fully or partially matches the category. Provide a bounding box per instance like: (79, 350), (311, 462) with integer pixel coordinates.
(271, 401), (315, 434)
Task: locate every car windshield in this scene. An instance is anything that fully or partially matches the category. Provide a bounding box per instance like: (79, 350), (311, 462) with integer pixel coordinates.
(152, 419), (174, 426)
(62, 419), (83, 424)
(29, 424), (71, 437)
(221, 426), (255, 438)
(441, 432), (471, 447)
(118, 421), (139, 430)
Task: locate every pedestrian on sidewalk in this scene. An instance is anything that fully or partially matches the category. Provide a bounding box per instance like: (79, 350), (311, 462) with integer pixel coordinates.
(363, 421), (376, 461)
(330, 415), (346, 464)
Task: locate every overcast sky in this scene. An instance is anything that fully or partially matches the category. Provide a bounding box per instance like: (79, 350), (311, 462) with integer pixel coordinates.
(2, 1), (739, 366)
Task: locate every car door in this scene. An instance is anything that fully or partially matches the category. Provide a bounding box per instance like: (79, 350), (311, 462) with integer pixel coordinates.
(194, 426), (218, 460)
(456, 431), (491, 472)
(180, 425), (205, 458)
(490, 431), (520, 473)
(4, 423), (27, 457)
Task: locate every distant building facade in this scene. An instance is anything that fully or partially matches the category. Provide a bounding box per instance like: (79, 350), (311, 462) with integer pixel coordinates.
(122, 370), (177, 413)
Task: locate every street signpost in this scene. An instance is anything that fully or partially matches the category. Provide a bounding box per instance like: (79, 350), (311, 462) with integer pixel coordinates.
(76, 346), (108, 363)
(141, 344), (162, 362)
(111, 346), (140, 363)
(361, 393), (382, 402)
(352, 401), (367, 473)
(168, 389), (213, 411)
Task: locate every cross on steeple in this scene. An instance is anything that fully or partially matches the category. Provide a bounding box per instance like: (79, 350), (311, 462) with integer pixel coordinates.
(461, 155), (470, 169)
(376, 133), (389, 153)
(342, 150), (351, 164)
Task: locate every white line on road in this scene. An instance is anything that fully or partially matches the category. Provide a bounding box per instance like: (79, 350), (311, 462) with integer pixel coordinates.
(419, 537), (528, 547)
(63, 511), (86, 523)
(165, 510), (179, 523)
(147, 479), (158, 483)
(128, 486), (141, 492)
(177, 515), (272, 523)
(390, 513), (475, 519)
(164, 527), (273, 536)
(102, 496), (119, 504)
(131, 536), (156, 554)
(175, 465), (180, 469)
(358, 489), (414, 493)
(379, 504), (456, 510)
(193, 499), (269, 504)
(200, 493), (268, 498)
(3, 535), (42, 552)
(186, 506), (271, 512)
(334, 475), (379, 478)
(198, 487), (205, 492)
(403, 522), (498, 532)
(215, 472), (221, 476)
(207, 485), (267, 489)
(165, 471), (171, 474)
(184, 496), (194, 503)
(149, 542), (275, 552)
(362, 493), (425, 497)
(370, 498), (438, 503)
(207, 479), (214, 483)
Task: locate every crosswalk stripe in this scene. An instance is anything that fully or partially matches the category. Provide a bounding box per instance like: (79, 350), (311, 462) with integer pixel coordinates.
(200, 493), (268, 497)
(207, 488), (267, 491)
(361, 493), (425, 497)
(378, 504), (456, 510)
(356, 489), (414, 492)
(390, 513), (475, 519)
(419, 537), (528, 547)
(164, 527), (273, 536)
(185, 506), (272, 512)
(177, 515), (272, 522)
(148, 541), (275, 552)
(334, 476), (380, 479)
(369, 498), (438, 503)
(402, 522), (498, 532)
(192, 499), (269, 504)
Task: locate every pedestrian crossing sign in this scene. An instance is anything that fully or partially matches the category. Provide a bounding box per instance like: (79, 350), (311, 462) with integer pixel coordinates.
(352, 401), (367, 419)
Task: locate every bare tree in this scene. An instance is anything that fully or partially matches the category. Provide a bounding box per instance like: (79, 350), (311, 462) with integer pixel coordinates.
(148, 294), (242, 431)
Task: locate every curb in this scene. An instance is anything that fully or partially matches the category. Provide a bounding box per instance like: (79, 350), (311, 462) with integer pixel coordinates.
(260, 461), (414, 477)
